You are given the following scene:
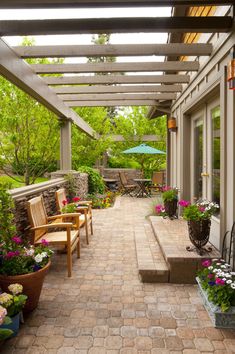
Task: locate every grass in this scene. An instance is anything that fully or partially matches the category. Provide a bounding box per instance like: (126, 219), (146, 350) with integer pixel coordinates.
(0, 175), (49, 189)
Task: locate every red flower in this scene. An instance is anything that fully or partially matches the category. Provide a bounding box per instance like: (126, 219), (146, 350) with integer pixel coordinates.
(41, 239), (49, 246)
(62, 199), (68, 206)
(72, 197), (81, 202)
(11, 236), (22, 244)
(5, 251), (20, 258)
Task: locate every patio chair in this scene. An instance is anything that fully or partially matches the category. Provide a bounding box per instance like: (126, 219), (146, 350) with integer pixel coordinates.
(149, 171), (164, 193)
(27, 195), (80, 277)
(119, 171), (137, 196)
(55, 188), (93, 245)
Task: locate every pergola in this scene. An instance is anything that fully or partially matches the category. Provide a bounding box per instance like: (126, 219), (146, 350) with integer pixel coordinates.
(0, 0), (233, 170)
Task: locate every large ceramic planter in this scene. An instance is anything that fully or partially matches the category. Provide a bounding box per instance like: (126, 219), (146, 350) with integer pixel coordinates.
(0, 313), (20, 337)
(196, 277), (235, 328)
(0, 261), (51, 313)
(164, 199), (178, 218)
(187, 219), (211, 255)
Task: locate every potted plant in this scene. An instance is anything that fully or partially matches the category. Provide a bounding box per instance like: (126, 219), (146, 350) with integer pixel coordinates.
(196, 258), (235, 328)
(0, 283), (27, 337)
(0, 183), (53, 312)
(162, 186), (178, 218)
(0, 307), (13, 341)
(179, 199), (219, 255)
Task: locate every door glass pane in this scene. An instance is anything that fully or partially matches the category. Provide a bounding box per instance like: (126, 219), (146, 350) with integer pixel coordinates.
(212, 106), (220, 212)
(194, 119), (203, 200)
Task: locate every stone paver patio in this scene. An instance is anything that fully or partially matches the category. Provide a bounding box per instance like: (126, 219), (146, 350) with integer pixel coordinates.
(2, 196), (235, 353)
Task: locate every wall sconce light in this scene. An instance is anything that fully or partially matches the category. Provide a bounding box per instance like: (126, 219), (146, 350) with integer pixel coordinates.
(227, 47), (235, 90)
(168, 117), (177, 132)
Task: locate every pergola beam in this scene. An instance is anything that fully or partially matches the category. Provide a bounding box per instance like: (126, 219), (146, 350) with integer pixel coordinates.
(0, 1), (233, 8)
(60, 93), (177, 101)
(13, 43), (213, 58)
(54, 84), (183, 94)
(31, 61), (199, 74)
(0, 38), (95, 138)
(0, 17), (232, 36)
(66, 100), (165, 107)
(44, 74), (190, 85)
(111, 135), (162, 142)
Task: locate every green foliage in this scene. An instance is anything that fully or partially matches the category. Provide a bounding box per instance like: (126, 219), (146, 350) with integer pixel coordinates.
(0, 38), (60, 185)
(0, 175), (48, 189)
(78, 166), (105, 194)
(87, 191), (117, 209)
(198, 259), (235, 312)
(64, 174), (77, 200)
(108, 156), (140, 169)
(0, 285), (27, 317)
(0, 183), (16, 242)
(181, 200), (219, 221)
(162, 188), (178, 202)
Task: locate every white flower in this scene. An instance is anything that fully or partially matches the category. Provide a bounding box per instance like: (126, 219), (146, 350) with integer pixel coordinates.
(222, 278), (227, 281)
(34, 254), (43, 263)
(8, 283), (23, 295)
(230, 283), (235, 289)
(40, 252), (48, 258)
(220, 265), (227, 269)
(212, 258), (219, 262)
(225, 274), (232, 278)
(216, 263), (222, 266)
(25, 247), (34, 256)
(208, 266), (213, 270)
(213, 268), (219, 273)
(226, 280), (233, 284)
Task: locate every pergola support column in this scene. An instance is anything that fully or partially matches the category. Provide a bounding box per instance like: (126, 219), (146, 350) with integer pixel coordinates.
(60, 119), (72, 170)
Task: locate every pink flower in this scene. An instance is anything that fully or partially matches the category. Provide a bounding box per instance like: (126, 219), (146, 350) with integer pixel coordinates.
(72, 197), (80, 202)
(62, 199), (68, 206)
(41, 239), (49, 246)
(199, 206), (205, 212)
(178, 200), (191, 207)
(162, 186), (171, 192)
(155, 204), (164, 214)
(5, 251), (20, 258)
(202, 259), (211, 267)
(215, 278), (225, 285)
(11, 236), (22, 244)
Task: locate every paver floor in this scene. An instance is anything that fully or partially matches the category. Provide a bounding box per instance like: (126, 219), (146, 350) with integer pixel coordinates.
(2, 196), (235, 353)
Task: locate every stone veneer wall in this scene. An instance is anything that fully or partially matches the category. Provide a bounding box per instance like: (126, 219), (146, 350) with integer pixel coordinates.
(102, 168), (142, 187)
(9, 171), (88, 238)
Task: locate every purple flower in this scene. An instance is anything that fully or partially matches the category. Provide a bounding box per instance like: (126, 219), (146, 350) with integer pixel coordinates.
(202, 259), (211, 267)
(178, 200), (191, 207)
(208, 281), (215, 286)
(208, 274), (214, 279)
(11, 236), (22, 244)
(5, 250), (20, 258)
(41, 239), (49, 246)
(33, 264), (41, 272)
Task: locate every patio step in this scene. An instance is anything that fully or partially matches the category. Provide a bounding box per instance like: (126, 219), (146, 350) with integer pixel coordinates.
(134, 223), (169, 283)
(149, 216), (221, 284)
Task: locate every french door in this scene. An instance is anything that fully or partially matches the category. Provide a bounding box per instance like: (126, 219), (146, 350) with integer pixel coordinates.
(191, 98), (220, 215)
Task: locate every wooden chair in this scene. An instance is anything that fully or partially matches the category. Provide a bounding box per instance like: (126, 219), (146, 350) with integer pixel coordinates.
(27, 195), (80, 277)
(55, 188), (93, 245)
(149, 171), (165, 193)
(119, 172), (137, 196)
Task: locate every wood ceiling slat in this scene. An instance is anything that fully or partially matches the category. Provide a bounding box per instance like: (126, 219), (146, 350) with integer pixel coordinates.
(13, 43), (213, 58)
(0, 17), (232, 36)
(66, 100), (164, 107)
(31, 61), (199, 73)
(60, 93), (177, 100)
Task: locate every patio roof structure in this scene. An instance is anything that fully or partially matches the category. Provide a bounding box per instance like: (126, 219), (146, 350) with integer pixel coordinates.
(0, 1), (234, 170)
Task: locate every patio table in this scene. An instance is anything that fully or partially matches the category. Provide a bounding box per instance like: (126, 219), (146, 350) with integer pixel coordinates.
(133, 178), (152, 198)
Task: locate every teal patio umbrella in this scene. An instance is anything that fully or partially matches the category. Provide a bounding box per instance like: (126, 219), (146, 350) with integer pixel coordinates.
(122, 143), (166, 175)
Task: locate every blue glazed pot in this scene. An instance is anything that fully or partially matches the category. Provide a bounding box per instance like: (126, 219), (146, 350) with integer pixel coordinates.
(0, 313), (20, 337)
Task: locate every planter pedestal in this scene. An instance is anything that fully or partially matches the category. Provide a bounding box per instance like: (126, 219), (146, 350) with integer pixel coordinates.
(196, 277), (235, 328)
(0, 261), (51, 313)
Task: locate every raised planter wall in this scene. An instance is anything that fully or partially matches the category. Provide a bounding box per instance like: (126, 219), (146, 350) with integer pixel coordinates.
(102, 168), (142, 186)
(9, 171), (88, 238)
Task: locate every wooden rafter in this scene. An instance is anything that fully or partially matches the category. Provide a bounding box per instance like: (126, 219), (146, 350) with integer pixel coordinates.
(66, 100), (170, 106)
(44, 74), (190, 85)
(59, 93), (177, 101)
(13, 43), (213, 58)
(0, 0), (233, 8)
(0, 17), (232, 36)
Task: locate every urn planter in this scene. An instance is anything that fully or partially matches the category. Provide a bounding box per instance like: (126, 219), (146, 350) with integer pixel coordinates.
(187, 219), (212, 255)
(196, 277), (235, 328)
(164, 199), (178, 218)
(0, 261), (51, 313)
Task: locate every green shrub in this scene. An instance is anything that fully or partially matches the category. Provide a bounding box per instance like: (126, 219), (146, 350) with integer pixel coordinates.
(78, 166), (105, 194)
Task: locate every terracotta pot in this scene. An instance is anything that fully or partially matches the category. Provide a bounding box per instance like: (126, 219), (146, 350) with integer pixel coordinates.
(0, 261), (51, 313)
(164, 199), (178, 218)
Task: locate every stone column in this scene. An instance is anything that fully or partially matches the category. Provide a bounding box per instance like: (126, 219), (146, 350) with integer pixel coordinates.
(60, 119), (72, 171)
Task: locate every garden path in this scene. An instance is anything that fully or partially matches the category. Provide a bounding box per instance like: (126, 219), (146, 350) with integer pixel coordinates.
(3, 196), (235, 353)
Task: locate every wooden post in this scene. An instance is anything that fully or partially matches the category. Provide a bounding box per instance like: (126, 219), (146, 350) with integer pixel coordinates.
(60, 119), (72, 170)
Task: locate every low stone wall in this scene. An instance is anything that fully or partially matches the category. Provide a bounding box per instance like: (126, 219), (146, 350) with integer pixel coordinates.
(102, 168), (142, 186)
(9, 171), (88, 238)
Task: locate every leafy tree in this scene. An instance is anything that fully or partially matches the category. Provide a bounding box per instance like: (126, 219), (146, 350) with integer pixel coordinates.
(0, 38), (60, 185)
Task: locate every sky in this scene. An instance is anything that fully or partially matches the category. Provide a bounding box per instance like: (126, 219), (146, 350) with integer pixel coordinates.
(1, 7), (172, 66)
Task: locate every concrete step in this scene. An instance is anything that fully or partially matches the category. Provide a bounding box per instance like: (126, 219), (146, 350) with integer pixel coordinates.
(134, 223), (169, 283)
